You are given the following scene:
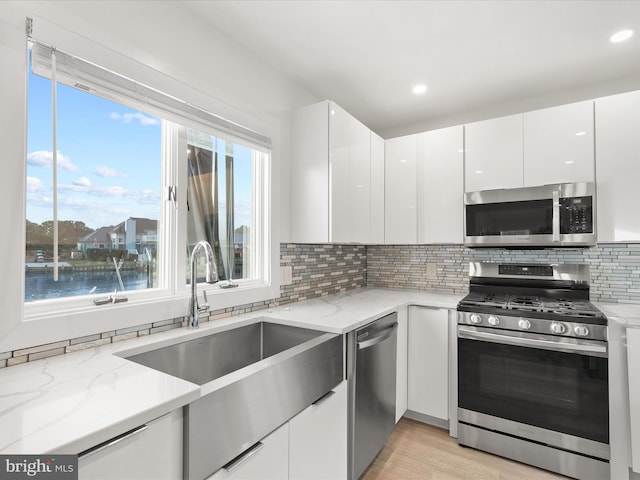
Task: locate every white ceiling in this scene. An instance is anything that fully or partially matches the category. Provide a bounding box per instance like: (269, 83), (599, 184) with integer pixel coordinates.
(185, 0), (640, 138)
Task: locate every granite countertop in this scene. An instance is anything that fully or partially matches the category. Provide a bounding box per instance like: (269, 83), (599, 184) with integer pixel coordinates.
(0, 288), (461, 456)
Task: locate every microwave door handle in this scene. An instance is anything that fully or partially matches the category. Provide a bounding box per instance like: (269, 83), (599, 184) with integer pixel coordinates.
(552, 189), (560, 242)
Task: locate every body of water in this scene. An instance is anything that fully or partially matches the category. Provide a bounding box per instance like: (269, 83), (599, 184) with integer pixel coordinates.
(25, 269), (152, 302)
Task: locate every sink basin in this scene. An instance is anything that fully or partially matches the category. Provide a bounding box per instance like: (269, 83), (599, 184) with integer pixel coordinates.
(122, 320), (343, 480)
(125, 321), (324, 385)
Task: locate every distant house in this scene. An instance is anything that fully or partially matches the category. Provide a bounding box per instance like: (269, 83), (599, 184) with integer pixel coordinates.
(77, 217), (158, 255)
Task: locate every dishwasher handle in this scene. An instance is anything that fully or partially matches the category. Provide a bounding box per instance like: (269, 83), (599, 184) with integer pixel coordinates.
(357, 322), (398, 350)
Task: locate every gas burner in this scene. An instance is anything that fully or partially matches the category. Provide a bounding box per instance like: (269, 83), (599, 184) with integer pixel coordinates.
(507, 296), (542, 311)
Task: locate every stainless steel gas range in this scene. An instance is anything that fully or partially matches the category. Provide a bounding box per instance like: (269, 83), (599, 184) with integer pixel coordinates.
(457, 262), (609, 480)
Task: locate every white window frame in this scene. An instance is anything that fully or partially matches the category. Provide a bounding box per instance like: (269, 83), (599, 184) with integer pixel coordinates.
(0, 18), (280, 353)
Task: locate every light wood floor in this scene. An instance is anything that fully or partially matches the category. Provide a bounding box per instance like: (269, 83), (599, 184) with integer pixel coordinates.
(362, 418), (567, 480)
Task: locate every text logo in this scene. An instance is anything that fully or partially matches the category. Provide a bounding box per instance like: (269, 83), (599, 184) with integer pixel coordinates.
(0, 456), (77, 480)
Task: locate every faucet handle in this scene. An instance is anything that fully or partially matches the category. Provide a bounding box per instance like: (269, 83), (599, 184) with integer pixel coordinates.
(198, 289), (210, 313)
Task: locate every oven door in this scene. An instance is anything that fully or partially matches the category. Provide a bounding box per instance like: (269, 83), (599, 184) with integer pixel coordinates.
(458, 325), (609, 459)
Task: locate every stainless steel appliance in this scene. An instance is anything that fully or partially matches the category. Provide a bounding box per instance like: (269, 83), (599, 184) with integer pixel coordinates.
(464, 182), (596, 247)
(348, 312), (398, 479)
(457, 262), (609, 480)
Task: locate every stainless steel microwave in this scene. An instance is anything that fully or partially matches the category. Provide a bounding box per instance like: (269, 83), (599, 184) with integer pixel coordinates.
(464, 182), (596, 247)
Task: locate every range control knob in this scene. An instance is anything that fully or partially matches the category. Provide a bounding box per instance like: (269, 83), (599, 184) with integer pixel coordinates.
(518, 319), (532, 330)
(574, 325), (590, 337)
(551, 322), (567, 335)
(487, 316), (500, 326)
(469, 314), (482, 325)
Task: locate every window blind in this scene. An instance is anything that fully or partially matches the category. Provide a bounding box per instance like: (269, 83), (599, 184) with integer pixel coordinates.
(30, 41), (272, 152)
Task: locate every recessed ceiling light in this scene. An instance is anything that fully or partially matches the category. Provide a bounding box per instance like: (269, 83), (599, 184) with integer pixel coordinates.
(565, 160), (575, 165)
(412, 84), (427, 95)
(610, 29), (634, 43)
(575, 131), (587, 136)
(475, 170), (483, 174)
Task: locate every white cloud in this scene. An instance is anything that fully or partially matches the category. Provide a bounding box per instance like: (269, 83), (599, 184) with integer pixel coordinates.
(110, 112), (160, 126)
(93, 166), (127, 178)
(27, 150), (78, 172)
(129, 189), (161, 205)
(26, 177), (47, 193)
(73, 176), (92, 187)
(90, 186), (128, 197)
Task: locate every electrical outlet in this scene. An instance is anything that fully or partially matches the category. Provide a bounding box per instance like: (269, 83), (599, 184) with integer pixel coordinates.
(426, 262), (437, 278)
(281, 265), (293, 285)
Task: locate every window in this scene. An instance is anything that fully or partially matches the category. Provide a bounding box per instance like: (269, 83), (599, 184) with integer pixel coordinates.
(24, 39), (273, 315)
(26, 57), (162, 302)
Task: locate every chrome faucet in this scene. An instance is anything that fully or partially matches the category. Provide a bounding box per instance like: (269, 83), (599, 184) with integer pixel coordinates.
(189, 241), (219, 328)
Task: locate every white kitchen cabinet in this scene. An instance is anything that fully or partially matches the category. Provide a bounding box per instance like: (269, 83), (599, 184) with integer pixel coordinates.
(407, 307), (449, 425)
(595, 90), (640, 242)
(395, 307), (408, 422)
(464, 114), (523, 192)
(370, 131), (386, 244)
(78, 409), (182, 480)
(289, 381), (348, 480)
(290, 100), (383, 244)
(385, 134), (418, 244)
(523, 101), (594, 187)
(417, 126), (464, 243)
(290, 101), (329, 243)
(627, 327), (640, 473)
(208, 423), (289, 480)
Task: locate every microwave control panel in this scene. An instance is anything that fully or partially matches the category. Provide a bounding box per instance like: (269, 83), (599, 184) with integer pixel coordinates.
(560, 196), (593, 233)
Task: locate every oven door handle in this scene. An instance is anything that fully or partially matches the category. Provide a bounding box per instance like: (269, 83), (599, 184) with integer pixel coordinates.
(458, 326), (607, 357)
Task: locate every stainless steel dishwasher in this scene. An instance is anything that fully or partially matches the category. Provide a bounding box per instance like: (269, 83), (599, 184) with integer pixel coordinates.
(348, 312), (398, 479)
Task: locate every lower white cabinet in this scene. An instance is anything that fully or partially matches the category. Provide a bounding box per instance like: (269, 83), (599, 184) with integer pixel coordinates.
(407, 307), (449, 423)
(627, 328), (640, 473)
(289, 381), (348, 480)
(208, 423), (289, 480)
(395, 308), (408, 422)
(209, 381), (347, 480)
(78, 409), (182, 480)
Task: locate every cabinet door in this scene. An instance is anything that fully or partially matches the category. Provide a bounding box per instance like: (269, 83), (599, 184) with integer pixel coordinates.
(330, 102), (372, 243)
(289, 381), (348, 480)
(407, 307), (449, 422)
(417, 126), (464, 243)
(596, 90), (640, 242)
(524, 101), (594, 187)
(464, 114), (523, 192)
(208, 423), (289, 480)
(627, 328), (640, 473)
(396, 307), (408, 422)
(78, 410), (182, 480)
(290, 101), (330, 243)
(370, 131), (385, 244)
(385, 134), (418, 244)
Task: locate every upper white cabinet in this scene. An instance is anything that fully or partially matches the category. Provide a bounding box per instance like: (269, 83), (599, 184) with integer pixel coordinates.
(417, 126), (464, 244)
(595, 90), (640, 242)
(385, 134), (418, 244)
(290, 100), (383, 244)
(370, 132), (386, 243)
(523, 101), (594, 187)
(464, 114), (523, 192)
(464, 102), (594, 192)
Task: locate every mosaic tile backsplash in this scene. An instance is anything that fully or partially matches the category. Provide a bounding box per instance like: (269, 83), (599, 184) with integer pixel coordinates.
(366, 243), (640, 304)
(1, 242), (638, 368)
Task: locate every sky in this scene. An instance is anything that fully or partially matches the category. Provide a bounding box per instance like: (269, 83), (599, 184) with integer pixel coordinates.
(26, 64), (254, 233)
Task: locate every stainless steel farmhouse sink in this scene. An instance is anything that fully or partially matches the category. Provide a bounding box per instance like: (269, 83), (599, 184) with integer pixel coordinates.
(123, 321), (343, 480)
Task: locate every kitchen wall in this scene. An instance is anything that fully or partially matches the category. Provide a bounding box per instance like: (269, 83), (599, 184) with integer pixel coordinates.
(0, 244), (366, 368)
(367, 243), (640, 303)
(2, 241), (637, 368)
